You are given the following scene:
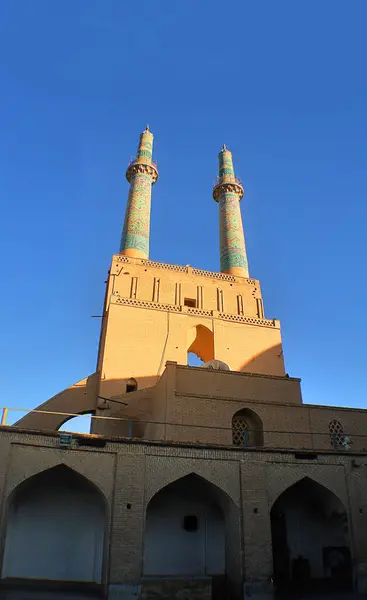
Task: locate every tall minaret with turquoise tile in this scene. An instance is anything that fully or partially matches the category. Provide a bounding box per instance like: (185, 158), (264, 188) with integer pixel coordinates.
(120, 127), (158, 258)
(213, 145), (249, 277)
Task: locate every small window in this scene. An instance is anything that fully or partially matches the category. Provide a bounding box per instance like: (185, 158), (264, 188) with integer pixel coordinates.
(126, 378), (137, 393)
(329, 419), (344, 448)
(184, 298), (196, 308)
(183, 515), (198, 532)
(232, 417), (249, 446)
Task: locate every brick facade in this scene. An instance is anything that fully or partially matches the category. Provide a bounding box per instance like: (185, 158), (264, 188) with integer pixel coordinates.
(0, 427), (366, 598)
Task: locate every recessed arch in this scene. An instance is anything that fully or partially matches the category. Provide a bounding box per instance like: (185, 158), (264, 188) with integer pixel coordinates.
(145, 468), (239, 508)
(1, 465), (106, 583)
(187, 325), (214, 364)
(270, 476), (352, 593)
(143, 473), (242, 598)
(5, 463), (108, 506)
(270, 473), (347, 509)
(232, 407), (263, 447)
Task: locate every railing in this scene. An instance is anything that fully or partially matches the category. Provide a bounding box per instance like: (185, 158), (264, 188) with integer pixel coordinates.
(127, 157), (158, 171)
(1, 406), (366, 453)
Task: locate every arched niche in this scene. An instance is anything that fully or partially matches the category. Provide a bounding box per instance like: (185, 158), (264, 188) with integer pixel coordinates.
(1, 465), (106, 583)
(270, 477), (352, 593)
(143, 473), (242, 599)
(232, 407), (263, 447)
(187, 325), (214, 364)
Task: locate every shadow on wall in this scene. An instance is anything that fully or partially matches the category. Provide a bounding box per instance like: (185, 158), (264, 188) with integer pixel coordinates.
(12, 344), (287, 435)
(12, 373), (99, 431)
(239, 343), (285, 376)
(11, 374), (156, 433)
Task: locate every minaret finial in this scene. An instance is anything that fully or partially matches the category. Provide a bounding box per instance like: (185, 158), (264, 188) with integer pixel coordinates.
(212, 146), (249, 278)
(119, 129), (158, 259)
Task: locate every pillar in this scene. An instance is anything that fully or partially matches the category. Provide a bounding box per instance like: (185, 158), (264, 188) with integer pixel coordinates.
(120, 127), (158, 259)
(213, 145), (249, 278)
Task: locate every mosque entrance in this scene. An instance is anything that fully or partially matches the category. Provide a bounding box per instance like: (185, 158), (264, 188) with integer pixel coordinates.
(143, 474), (241, 600)
(271, 478), (352, 595)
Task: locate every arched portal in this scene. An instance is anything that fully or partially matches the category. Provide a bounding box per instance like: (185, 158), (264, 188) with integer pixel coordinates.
(1, 465), (106, 583)
(271, 477), (352, 593)
(143, 474), (241, 599)
(187, 325), (214, 364)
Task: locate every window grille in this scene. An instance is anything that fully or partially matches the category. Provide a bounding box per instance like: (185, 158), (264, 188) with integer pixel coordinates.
(232, 417), (250, 446)
(329, 419), (344, 448)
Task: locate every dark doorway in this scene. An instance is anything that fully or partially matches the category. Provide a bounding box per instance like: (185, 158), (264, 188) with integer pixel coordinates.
(271, 478), (352, 595)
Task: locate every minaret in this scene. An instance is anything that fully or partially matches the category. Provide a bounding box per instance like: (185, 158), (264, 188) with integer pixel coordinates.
(120, 127), (158, 258)
(213, 145), (249, 278)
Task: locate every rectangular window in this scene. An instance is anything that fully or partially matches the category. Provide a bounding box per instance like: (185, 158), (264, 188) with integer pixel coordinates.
(184, 298), (196, 308)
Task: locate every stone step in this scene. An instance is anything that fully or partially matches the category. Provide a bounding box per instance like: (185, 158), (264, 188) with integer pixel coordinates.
(0, 581), (104, 600)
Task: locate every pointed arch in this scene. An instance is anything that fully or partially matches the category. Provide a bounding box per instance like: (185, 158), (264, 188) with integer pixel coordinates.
(270, 473), (347, 509)
(187, 325), (214, 364)
(6, 463), (108, 507)
(146, 467), (239, 507)
(143, 473), (242, 597)
(146, 472), (235, 513)
(270, 476), (352, 592)
(1, 464), (107, 583)
(232, 407), (263, 447)
(271, 476), (346, 511)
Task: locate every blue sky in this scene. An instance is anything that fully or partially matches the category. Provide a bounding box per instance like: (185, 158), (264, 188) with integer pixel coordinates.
(0, 1), (366, 428)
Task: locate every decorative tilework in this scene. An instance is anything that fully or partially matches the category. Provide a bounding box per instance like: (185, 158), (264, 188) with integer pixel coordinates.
(214, 147), (249, 276)
(219, 193), (248, 272)
(120, 174), (152, 256)
(120, 129), (158, 258)
(136, 130), (153, 163)
(219, 149), (235, 180)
